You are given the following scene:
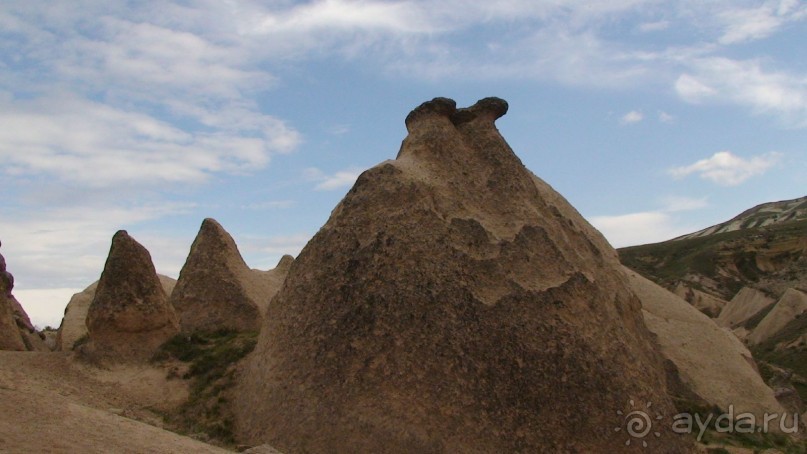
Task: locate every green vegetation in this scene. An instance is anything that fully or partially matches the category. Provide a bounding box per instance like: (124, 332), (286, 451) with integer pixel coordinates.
(619, 218), (807, 300)
(72, 333), (90, 350)
(152, 329), (258, 446)
(742, 303), (777, 331)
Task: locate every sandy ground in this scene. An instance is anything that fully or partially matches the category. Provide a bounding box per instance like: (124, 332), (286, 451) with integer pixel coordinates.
(0, 351), (230, 453)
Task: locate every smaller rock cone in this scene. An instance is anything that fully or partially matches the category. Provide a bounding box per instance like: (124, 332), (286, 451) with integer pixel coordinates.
(170, 218), (284, 333)
(83, 230), (178, 362)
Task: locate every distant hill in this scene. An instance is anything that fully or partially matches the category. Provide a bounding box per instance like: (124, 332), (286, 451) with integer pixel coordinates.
(673, 196), (807, 241)
(619, 197), (807, 405)
(619, 214), (806, 301)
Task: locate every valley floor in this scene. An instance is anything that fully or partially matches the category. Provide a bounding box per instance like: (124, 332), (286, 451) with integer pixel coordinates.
(0, 351), (230, 453)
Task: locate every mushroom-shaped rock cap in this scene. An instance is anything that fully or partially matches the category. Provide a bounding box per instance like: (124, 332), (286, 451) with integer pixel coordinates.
(404, 97), (508, 132)
(451, 97), (508, 125)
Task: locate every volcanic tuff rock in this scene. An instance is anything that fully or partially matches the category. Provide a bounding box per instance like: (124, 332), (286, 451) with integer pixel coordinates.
(624, 267), (787, 423)
(0, 292), (24, 351)
(748, 288), (807, 346)
(0, 241), (46, 351)
(717, 287), (776, 329)
(673, 283), (728, 318)
(170, 218), (293, 333)
(236, 98), (689, 453)
(82, 231), (179, 363)
(56, 275), (177, 351)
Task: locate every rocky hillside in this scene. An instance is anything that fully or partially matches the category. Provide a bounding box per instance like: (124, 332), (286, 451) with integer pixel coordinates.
(619, 217), (806, 301)
(619, 198), (807, 406)
(674, 196), (807, 241)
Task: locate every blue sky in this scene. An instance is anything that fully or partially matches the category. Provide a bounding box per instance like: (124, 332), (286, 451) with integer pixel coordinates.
(1, 0), (805, 327)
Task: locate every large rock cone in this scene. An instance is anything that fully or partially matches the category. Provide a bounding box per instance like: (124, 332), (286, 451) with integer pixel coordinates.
(170, 218), (289, 333)
(236, 98), (689, 452)
(83, 231), (179, 362)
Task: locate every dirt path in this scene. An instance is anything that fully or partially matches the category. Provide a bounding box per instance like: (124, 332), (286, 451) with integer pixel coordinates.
(0, 351), (231, 453)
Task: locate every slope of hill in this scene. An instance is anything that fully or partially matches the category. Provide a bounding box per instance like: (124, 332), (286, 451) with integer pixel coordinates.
(619, 197), (807, 407)
(619, 218), (807, 301)
(674, 196), (807, 241)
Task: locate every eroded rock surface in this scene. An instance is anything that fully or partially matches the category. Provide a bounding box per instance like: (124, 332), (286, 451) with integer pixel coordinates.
(236, 98), (689, 453)
(82, 231), (179, 363)
(170, 218), (293, 333)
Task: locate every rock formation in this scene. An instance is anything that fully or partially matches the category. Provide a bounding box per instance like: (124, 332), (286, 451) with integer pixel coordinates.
(625, 267), (788, 423)
(170, 218), (292, 333)
(748, 288), (807, 346)
(56, 275), (177, 351)
(0, 240), (47, 351)
(0, 292), (25, 351)
(717, 287), (776, 328)
(82, 231), (179, 362)
(672, 282), (728, 318)
(236, 98), (689, 452)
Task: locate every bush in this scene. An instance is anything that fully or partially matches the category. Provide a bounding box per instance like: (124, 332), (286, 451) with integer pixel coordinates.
(153, 329), (258, 446)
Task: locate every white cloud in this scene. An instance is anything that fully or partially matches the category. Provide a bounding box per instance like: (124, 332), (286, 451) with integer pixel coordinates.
(590, 211), (693, 248)
(0, 201), (195, 289)
(638, 20), (670, 32)
(658, 111), (675, 123)
(620, 110), (644, 124)
(590, 195), (708, 247)
(0, 6), (301, 188)
(12, 288), (81, 329)
(0, 93), (299, 186)
(675, 58), (807, 126)
(241, 200), (296, 210)
(674, 74), (716, 103)
(669, 150), (782, 186)
(239, 233), (312, 269)
(661, 196), (709, 212)
(254, 0), (435, 35)
(718, 5), (783, 44)
(305, 166), (365, 191)
(716, 0), (807, 45)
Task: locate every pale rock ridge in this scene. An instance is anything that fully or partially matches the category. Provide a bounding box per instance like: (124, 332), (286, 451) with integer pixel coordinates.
(748, 288), (807, 345)
(170, 218), (292, 333)
(717, 287), (776, 328)
(673, 283), (729, 318)
(82, 231), (179, 362)
(56, 275), (176, 351)
(236, 98), (689, 453)
(624, 267), (788, 424)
